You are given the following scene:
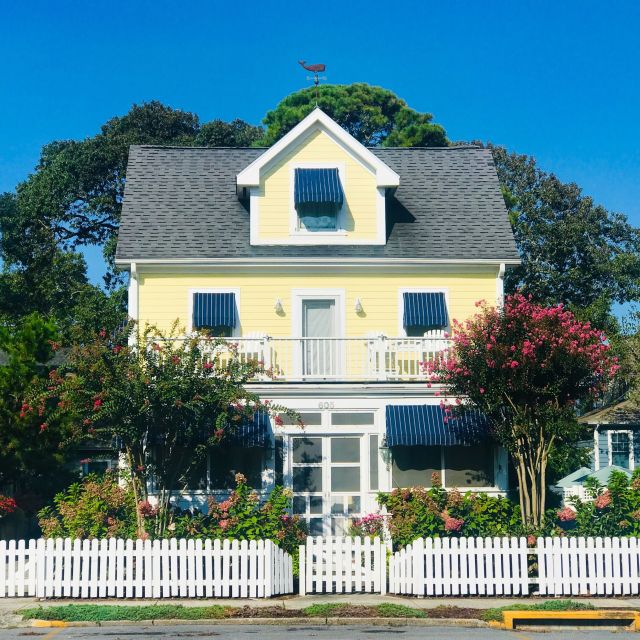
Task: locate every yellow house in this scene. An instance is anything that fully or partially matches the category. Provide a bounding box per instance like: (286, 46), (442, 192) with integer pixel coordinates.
(116, 108), (520, 535)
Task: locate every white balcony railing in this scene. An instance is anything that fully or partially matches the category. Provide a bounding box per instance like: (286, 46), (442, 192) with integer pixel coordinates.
(199, 336), (450, 382)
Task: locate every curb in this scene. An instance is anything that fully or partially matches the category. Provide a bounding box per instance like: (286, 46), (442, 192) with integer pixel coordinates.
(30, 617), (490, 628)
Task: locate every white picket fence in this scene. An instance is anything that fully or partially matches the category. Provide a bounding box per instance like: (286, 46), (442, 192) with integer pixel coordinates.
(1, 538), (293, 598)
(537, 536), (640, 596)
(299, 536), (386, 595)
(389, 536), (530, 596)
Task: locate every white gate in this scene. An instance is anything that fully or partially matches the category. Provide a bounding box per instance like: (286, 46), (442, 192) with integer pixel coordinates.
(299, 536), (386, 594)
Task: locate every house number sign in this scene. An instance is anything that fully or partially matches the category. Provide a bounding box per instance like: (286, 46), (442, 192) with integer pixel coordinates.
(318, 401), (335, 409)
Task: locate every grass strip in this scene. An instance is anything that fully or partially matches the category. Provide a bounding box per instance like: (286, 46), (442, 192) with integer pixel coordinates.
(20, 604), (226, 622)
(482, 599), (595, 623)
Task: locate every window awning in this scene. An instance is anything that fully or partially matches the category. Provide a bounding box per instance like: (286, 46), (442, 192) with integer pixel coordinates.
(403, 292), (448, 329)
(193, 292), (236, 329)
(229, 411), (270, 448)
(294, 168), (344, 207)
(385, 405), (489, 447)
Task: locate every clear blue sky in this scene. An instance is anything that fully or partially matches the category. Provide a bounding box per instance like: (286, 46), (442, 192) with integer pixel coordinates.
(1, 0), (639, 297)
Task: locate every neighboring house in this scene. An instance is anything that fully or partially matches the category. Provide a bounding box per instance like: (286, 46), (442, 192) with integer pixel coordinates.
(115, 108), (520, 535)
(556, 400), (640, 504)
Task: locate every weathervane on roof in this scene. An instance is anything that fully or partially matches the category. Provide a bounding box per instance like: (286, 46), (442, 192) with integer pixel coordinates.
(298, 60), (326, 103)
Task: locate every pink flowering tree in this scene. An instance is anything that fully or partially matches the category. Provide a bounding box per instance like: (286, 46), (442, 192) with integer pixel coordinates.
(427, 293), (619, 529)
(28, 322), (293, 537)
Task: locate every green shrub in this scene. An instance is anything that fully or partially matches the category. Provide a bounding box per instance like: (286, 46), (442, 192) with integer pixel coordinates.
(37, 473), (138, 539)
(557, 469), (640, 537)
(377, 476), (521, 549)
(303, 603), (349, 617)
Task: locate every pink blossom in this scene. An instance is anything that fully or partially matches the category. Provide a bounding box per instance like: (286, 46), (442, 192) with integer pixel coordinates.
(443, 516), (464, 532)
(594, 491), (612, 510)
(557, 506), (576, 522)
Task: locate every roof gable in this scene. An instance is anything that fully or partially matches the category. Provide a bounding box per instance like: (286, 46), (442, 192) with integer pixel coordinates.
(236, 108), (399, 189)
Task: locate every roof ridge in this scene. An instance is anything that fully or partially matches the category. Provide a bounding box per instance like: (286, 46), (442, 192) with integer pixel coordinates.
(130, 145), (267, 150)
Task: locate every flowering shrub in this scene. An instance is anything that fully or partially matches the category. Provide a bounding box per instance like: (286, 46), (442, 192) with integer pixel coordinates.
(38, 473), (138, 539)
(0, 495), (17, 519)
(376, 475), (521, 550)
(168, 474), (307, 557)
(558, 470), (640, 537)
(349, 513), (386, 538)
(426, 293), (619, 528)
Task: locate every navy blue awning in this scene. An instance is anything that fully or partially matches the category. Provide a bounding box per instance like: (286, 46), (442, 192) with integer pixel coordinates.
(403, 292), (448, 329)
(193, 292), (236, 329)
(229, 411), (270, 448)
(385, 405), (488, 447)
(294, 168), (344, 207)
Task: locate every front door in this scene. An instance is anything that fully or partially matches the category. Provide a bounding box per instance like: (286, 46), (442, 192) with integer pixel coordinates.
(291, 434), (364, 536)
(301, 299), (338, 378)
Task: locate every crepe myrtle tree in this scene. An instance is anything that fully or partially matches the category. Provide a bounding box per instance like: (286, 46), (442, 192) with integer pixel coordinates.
(426, 293), (619, 529)
(28, 322), (294, 537)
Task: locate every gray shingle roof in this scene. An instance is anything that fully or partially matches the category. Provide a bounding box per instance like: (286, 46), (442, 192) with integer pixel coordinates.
(116, 146), (519, 262)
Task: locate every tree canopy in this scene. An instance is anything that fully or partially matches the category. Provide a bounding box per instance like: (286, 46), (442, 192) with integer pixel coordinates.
(427, 294), (619, 528)
(259, 83), (448, 147)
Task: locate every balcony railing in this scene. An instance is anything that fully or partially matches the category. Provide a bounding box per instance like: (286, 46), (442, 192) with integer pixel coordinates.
(198, 336), (450, 382)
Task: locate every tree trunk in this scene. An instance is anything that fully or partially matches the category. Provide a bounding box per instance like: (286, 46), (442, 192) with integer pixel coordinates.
(513, 434), (550, 530)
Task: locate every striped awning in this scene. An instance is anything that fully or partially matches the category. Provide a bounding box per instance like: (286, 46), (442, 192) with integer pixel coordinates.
(403, 292), (448, 329)
(385, 405), (488, 447)
(193, 292), (236, 329)
(294, 168), (344, 206)
(229, 411), (270, 448)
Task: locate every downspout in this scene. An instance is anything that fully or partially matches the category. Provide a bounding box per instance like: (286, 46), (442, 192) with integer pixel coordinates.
(496, 262), (506, 309)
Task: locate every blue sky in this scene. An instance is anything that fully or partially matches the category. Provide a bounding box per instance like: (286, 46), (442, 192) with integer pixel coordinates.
(1, 0), (639, 298)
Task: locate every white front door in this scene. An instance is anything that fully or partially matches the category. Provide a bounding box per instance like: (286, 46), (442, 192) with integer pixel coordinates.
(291, 434), (366, 536)
(301, 299), (338, 378)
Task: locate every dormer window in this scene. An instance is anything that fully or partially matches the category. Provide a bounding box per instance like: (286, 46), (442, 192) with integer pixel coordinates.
(294, 168), (344, 232)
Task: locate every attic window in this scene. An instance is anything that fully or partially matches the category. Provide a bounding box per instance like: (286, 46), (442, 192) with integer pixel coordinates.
(294, 168), (344, 232)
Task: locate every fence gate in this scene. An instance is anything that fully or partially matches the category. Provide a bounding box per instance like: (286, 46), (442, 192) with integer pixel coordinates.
(299, 536), (386, 595)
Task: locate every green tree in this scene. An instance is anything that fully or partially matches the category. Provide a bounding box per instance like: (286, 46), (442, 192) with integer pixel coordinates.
(259, 83), (448, 147)
(490, 146), (640, 332)
(427, 293), (619, 529)
(29, 323), (292, 536)
(196, 119), (263, 147)
(0, 314), (74, 501)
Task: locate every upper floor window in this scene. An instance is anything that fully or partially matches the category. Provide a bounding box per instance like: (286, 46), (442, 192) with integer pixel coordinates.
(192, 291), (237, 337)
(402, 291), (449, 337)
(294, 168), (344, 233)
(609, 431), (632, 469)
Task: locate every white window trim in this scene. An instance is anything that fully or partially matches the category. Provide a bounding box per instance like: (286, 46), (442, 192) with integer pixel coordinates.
(608, 429), (634, 470)
(397, 287), (451, 337)
(187, 287), (241, 336)
(289, 162), (348, 236)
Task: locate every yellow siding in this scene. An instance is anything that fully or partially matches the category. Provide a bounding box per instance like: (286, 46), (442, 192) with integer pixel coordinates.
(257, 129), (378, 241)
(138, 270), (498, 336)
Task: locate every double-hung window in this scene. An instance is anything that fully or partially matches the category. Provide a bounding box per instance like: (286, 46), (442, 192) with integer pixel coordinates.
(609, 431), (632, 469)
(294, 168), (344, 232)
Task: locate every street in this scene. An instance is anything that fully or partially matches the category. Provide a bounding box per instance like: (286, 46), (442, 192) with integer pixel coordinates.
(0, 625), (634, 639)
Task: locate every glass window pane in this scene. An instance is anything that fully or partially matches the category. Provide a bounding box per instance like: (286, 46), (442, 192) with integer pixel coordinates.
(292, 437), (322, 463)
(281, 412), (322, 426)
(331, 437), (360, 463)
(331, 518), (347, 535)
(369, 435), (379, 491)
(331, 467), (360, 492)
(331, 497), (344, 514)
(309, 518), (324, 536)
(293, 467), (323, 492)
(331, 412), (375, 426)
(444, 444), (495, 487)
(347, 496), (361, 514)
(309, 496), (323, 514)
(85, 460), (110, 476)
(391, 446), (440, 488)
(293, 496), (306, 514)
(611, 433), (631, 469)
(210, 447), (262, 490)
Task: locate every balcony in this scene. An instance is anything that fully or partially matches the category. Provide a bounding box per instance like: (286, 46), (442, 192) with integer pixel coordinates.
(203, 336), (450, 382)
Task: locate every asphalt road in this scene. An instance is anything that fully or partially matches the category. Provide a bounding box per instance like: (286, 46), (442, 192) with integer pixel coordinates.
(0, 625), (634, 639)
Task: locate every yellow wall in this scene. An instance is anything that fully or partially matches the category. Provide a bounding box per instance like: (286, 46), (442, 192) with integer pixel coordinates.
(257, 129), (378, 241)
(138, 270), (498, 336)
